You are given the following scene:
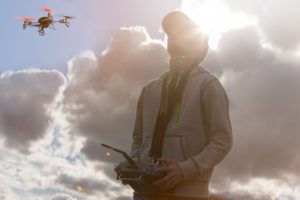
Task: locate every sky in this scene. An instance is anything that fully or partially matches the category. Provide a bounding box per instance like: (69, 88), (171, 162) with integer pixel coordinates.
(1, 0), (300, 200)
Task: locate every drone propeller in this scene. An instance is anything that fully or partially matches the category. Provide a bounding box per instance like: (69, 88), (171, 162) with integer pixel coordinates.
(41, 7), (55, 14)
(58, 14), (76, 19)
(55, 14), (75, 27)
(16, 17), (34, 22)
(63, 16), (75, 19)
(16, 17), (35, 30)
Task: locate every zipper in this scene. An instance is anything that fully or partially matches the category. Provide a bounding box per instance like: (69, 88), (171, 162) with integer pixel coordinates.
(180, 136), (187, 160)
(174, 103), (181, 125)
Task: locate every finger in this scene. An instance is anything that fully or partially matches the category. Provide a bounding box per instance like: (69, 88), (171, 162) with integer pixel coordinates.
(153, 173), (171, 185)
(160, 181), (177, 191)
(156, 171), (181, 189)
(158, 178), (177, 191)
(153, 173), (173, 186)
(155, 166), (171, 172)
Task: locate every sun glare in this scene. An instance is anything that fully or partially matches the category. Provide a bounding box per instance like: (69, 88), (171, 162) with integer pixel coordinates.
(181, 0), (256, 50)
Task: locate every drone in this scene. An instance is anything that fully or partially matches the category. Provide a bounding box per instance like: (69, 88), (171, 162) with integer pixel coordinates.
(16, 8), (75, 36)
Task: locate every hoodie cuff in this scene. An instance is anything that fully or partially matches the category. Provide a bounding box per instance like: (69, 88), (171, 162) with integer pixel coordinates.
(177, 158), (200, 180)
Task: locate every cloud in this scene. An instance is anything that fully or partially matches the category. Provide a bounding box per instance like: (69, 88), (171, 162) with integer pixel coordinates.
(223, 0), (300, 51)
(56, 174), (114, 195)
(0, 184), (21, 200)
(182, 0), (300, 198)
(0, 26), (165, 200)
(2, 1), (300, 198)
(0, 130), (108, 200)
(0, 69), (65, 153)
(55, 26), (168, 163)
(212, 178), (300, 200)
(56, 172), (132, 199)
(52, 22), (300, 199)
(112, 196), (131, 200)
(51, 193), (78, 200)
(204, 24), (300, 199)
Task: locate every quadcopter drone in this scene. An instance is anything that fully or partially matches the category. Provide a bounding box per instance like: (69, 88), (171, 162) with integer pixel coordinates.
(16, 8), (75, 36)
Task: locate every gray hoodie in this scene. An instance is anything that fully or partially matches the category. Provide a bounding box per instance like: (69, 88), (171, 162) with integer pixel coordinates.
(130, 65), (232, 198)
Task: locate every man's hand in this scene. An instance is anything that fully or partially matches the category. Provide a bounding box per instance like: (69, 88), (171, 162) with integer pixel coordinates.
(152, 158), (184, 191)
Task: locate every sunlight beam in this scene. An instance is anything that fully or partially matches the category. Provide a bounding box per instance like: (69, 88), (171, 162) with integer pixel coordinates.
(181, 0), (256, 50)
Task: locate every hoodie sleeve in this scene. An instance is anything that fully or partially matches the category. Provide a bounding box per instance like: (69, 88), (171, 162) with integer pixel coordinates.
(129, 88), (145, 158)
(177, 79), (233, 180)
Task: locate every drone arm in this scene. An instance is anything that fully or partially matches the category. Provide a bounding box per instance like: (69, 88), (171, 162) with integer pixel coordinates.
(28, 22), (40, 27)
(50, 22), (56, 30)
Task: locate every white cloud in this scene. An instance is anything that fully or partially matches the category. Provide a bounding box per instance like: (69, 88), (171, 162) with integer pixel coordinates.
(0, 26), (166, 200)
(0, 129), (120, 200)
(51, 21), (300, 199)
(2, 1), (300, 197)
(204, 22), (300, 200)
(0, 184), (21, 200)
(54, 26), (168, 165)
(51, 193), (78, 200)
(0, 69), (65, 153)
(212, 177), (300, 200)
(222, 0), (300, 51)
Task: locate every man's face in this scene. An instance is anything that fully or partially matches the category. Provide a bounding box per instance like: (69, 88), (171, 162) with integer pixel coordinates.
(166, 27), (204, 72)
(167, 28), (189, 59)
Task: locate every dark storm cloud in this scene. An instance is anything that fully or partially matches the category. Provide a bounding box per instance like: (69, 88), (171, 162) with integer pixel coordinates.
(56, 27), (168, 162)
(224, 0), (300, 50)
(0, 69), (65, 153)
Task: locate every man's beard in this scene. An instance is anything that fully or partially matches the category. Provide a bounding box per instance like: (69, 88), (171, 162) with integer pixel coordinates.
(169, 55), (187, 71)
(168, 44), (197, 72)
(169, 54), (197, 72)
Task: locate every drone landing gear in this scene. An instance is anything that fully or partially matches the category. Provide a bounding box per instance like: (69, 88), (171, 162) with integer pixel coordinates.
(38, 29), (45, 36)
(65, 22), (70, 27)
(50, 23), (56, 30)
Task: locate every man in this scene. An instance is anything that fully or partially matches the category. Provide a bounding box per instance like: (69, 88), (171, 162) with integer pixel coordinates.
(130, 11), (232, 200)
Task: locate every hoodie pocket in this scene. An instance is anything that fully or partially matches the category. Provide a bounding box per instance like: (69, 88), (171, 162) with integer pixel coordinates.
(162, 135), (188, 162)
